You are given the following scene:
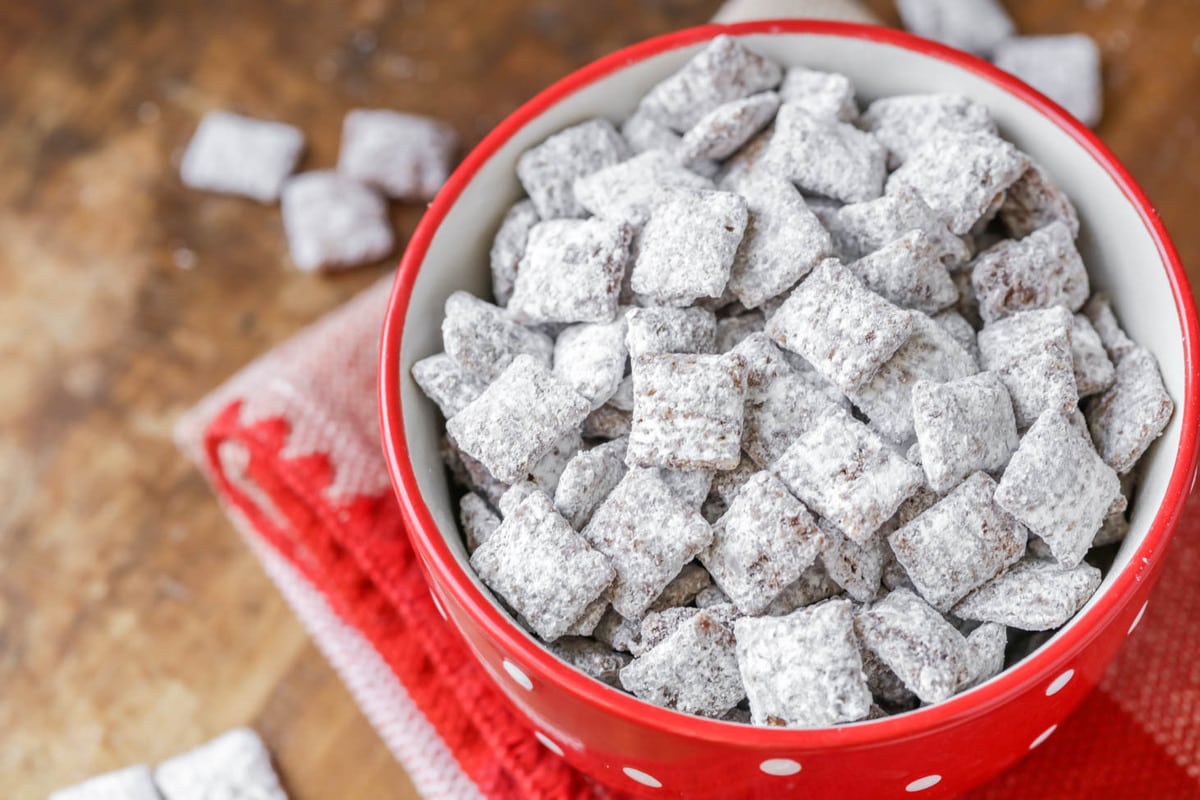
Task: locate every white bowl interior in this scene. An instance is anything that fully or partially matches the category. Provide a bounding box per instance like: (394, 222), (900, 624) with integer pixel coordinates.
(398, 31), (1186, 654)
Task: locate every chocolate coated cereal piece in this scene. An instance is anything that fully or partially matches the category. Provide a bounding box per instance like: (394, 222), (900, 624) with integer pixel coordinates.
(639, 34), (783, 132)
(742, 362), (847, 469)
(777, 66), (858, 122)
(890, 473), (1027, 611)
(724, 171), (833, 309)
(593, 608), (641, 653)
(625, 306), (717, 358)
(529, 429), (582, 495)
(999, 161), (1081, 240)
(996, 410), (1122, 568)
(1071, 314), (1117, 398)
(443, 436), (508, 509)
(1092, 508), (1130, 548)
(960, 622), (1007, 689)
(516, 118), (629, 219)
(953, 558), (1103, 631)
(855, 588), (971, 705)
(859, 643), (918, 712)
(828, 188), (972, 269)
(702, 454), (759, 522)
(818, 522), (884, 603)
(630, 188), (748, 306)
(620, 609), (745, 718)
(1085, 346), (1174, 474)
(441, 291), (553, 382)
(460, 492), (501, 553)
(887, 131), (1029, 236)
(472, 493), (614, 641)
(977, 306), (1078, 428)
(715, 125), (775, 189)
(50, 766), (161, 800)
(860, 93), (995, 169)
(554, 437), (628, 529)
(582, 404), (632, 440)
(582, 468), (714, 619)
(549, 637), (632, 686)
(154, 728), (288, 800)
(993, 35), (1103, 128)
(735, 598), (872, 727)
(679, 92), (781, 163)
(932, 309), (980, 364)
(498, 480), (542, 518)
(280, 171), (393, 271)
(772, 407), (924, 545)
(574, 149), (715, 227)
(627, 352), (748, 471)
(180, 111), (304, 202)
(911, 372), (1019, 493)
(766, 259), (914, 393)
(337, 109), (458, 200)
(716, 313), (766, 353)
(896, 0), (1015, 56)
(1082, 293), (1137, 363)
(731, 331), (795, 387)
(489, 199), (540, 306)
(659, 468), (716, 508)
(633, 607), (702, 656)
(411, 353), (488, 419)
(565, 596), (609, 637)
(763, 561), (844, 615)
(553, 316), (630, 410)
(447, 355), (590, 484)
(701, 472), (823, 614)
(846, 229), (958, 314)
(648, 562), (714, 612)
(767, 104), (887, 203)
(508, 218), (632, 325)
(971, 221), (1089, 323)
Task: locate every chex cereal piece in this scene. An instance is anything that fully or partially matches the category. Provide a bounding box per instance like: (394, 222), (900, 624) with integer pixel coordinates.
(830, 188), (972, 271)
(777, 66), (857, 122)
(549, 637), (631, 686)
(999, 161), (1081, 239)
(582, 404), (632, 440)
(50, 765), (161, 800)
(861, 94), (995, 169)
(180, 111), (303, 202)
(630, 188), (748, 306)
(582, 468), (714, 619)
(337, 109), (457, 200)
(679, 92), (780, 163)
(411, 353), (488, 420)
(443, 436), (508, 509)
(447, 355), (589, 484)
(499, 480), (542, 518)
(1071, 314), (1117, 397)
(819, 522), (884, 603)
(846, 229), (958, 314)
(566, 596), (610, 637)
(911, 372), (1019, 493)
(766, 104), (887, 203)
(633, 607), (702, 656)
(441, 291), (553, 382)
(724, 171), (833, 309)
(889, 472), (1027, 611)
(977, 306), (1078, 428)
(734, 598), (872, 727)
(855, 588), (971, 705)
(953, 558), (1103, 631)
(627, 352), (748, 471)
(489, 199), (540, 306)
(459, 492), (500, 553)
(847, 311), (978, 444)
(280, 171), (393, 271)
(554, 437), (628, 529)
(772, 408), (924, 544)
(471, 492), (614, 641)
(766, 259), (914, 393)
(574, 149), (714, 227)
(659, 468), (715, 508)
(971, 221), (1089, 323)
(508, 218), (632, 325)
(994, 35), (1103, 127)
(932, 309), (980, 365)
(1086, 346), (1174, 474)
(700, 472), (823, 614)
(529, 429), (582, 495)
(625, 306), (717, 358)
(593, 608), (641, 653)
(742, 362), (846, 469)
(896, 0), (1014, 56)
(648, 562), (714, 612)
(716, 312), (765, 353)
(154, 728), (288, 800)
(1083, 293), (1137, 363)
(553, 316), (629, 410)
(620, 609), (744, 717)
(622, 107), (682, 153)
(517, 118), (629, 219)
(763, 562), (843, 615)
(887, 131), (1029, 236)
(959, 622), (1007, 689)
(702, 454), (758, 521)
(996, 410), (1122, 568)
(731, 331), (794, 387)
(639, 34), (783, 132)
(860, 644), (918, 712)
(715, 125), (775, 189)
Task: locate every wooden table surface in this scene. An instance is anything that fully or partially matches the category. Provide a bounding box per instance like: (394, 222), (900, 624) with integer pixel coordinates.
(2, 1), (1198, 797)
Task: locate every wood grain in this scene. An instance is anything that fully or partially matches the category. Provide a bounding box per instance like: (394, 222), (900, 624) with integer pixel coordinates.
(0, 2), (1196, 798)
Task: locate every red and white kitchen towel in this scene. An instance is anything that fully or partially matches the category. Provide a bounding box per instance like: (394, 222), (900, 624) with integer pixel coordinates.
(176, 273), (1200, 800)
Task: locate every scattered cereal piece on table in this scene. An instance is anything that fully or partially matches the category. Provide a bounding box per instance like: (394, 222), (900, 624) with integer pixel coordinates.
(860, 93), (995, 169)
(818, 521), (885, 603)
(1085, 346), (1175, 474)
(896, 0), (1015, 56)
(977, 306), (1078, 428)
(999, 161), (1081, 239)
(554, 438), (628, 529)
(517, 118), (629, 219)
(180, 111), (304, 202)
(154, 728), (288, 800)
(411, 353), (488, 420)
(828, 188), (972, 269)
(953, 558), (1103, 631)
(489, 199), (540, 306)
(459, 492), (500, 553)
(911, 372), (1019, 493)
(441, 291), (553, 382)
(846, 229), (959, 315)
(1071, 313), (1117, 398)
(971, 221), (1089, 323)
(993, 35), (1103, 128)
(679, 91), (781, 163)
(625, 307), (717, 358)
(280, 171), (393, 271)
(549, 637), (632, 686)
(508, 218), (632, 324)
(777, 66), (858, 122)
(337, 109), (458, 200)
(767, 104), (887, 203)
(553, 316), (630, 410)
(50, 765), (162, 800)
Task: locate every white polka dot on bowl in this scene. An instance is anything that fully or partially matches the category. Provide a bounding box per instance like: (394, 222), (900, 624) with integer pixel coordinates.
(502, 659), (533, 690)
(1128, 600), (1149, 635)
(1045, 669), (1074, 697)
(759, 758), (801, 776)
(1030, 724), (1058, 750)
(905, 774), (942, 792)
(623, 766), (662, 788)
(534, 730), (563, 756)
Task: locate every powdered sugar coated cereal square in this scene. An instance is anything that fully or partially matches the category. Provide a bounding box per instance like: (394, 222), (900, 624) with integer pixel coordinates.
(411, 352), (488, 420)
(1071, 314), (1116, 397)
(553, 437), (627, 529)
(766, 104), (887, 203)
(659, 467), (715, 509)
(154, 728), (288, 800)
(971, 221), (1089, 323)
(625, 306), (717, 358)
(818, 521), (884, 603)
(1083, 293), (1137, 363)
(742, 361), (846, 469)
(828, 188), (972, 270)
(459, 492), (500, 553)
(777, 66), (858, 122)
(896, 0), (1015, 56)
(1085, 346), (1174, 474)
(861, 93), (995, 169)
(517, 118), (629, 219)
(489, 199), (540, 306)
(999, 161), (1080, 240)
(911, 372), (1019, 493)
(977, 306), (1078, 428)
(441, 291), (553, 382)
(953, 557), (1103, 631)
(679, 92), (780, 163)
(180, 111), (303, 202)
(763, 561), (844, 616)
(529, 429), (582, 495)
(281, 171), (393, 271)
(993, 35), (1103, 128)
(508, 218), (632, 325)
(574, 149), (714, 227)
(337, 109), (458, 200)
(846, 229), (959, 314)
(553, 316), (629, 410)
(933, 309), (980, 364)
(959, 622), (1007, 689)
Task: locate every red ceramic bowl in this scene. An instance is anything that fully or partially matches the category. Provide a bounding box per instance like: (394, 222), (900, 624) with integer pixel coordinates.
(380, 20), (1200, 799)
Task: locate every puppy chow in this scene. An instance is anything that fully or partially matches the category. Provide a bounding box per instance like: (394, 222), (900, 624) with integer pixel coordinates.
(999, 161), (1081, 239)
(516, 118), (629, 219)
(1085, 346), (1174, 474)
(489, 198), (540, 306)
(553, 438), (628, 529)
(828, 188), (971, 269)
(953, 558), (1103, 631)
(337, 109), (458, 200)
(625, 306), (717, 358)
(993, 35), (1103, 128)
(508, 218), (632, 324)
(679, 91), (781, 163)
(766, 104), (887, 203)
(911, 371), (1019, 493)
(977, 306), (1078, 428)
(574, 149), (714, 226)
(412, 353), (488, 419)
(180, 111), (304, 202)
(860, 93), (995, 168)
(1071, 313), (1117, 397)
(971, 221), (1089, 323)
(281, 171), (393, 271)
(777, 66), (858, 122)
(441, 290), (553, 382)
(553, 316), (630, 410)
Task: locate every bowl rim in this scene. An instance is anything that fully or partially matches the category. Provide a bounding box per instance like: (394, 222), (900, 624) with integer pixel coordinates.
(379, 19), (1200, 748)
